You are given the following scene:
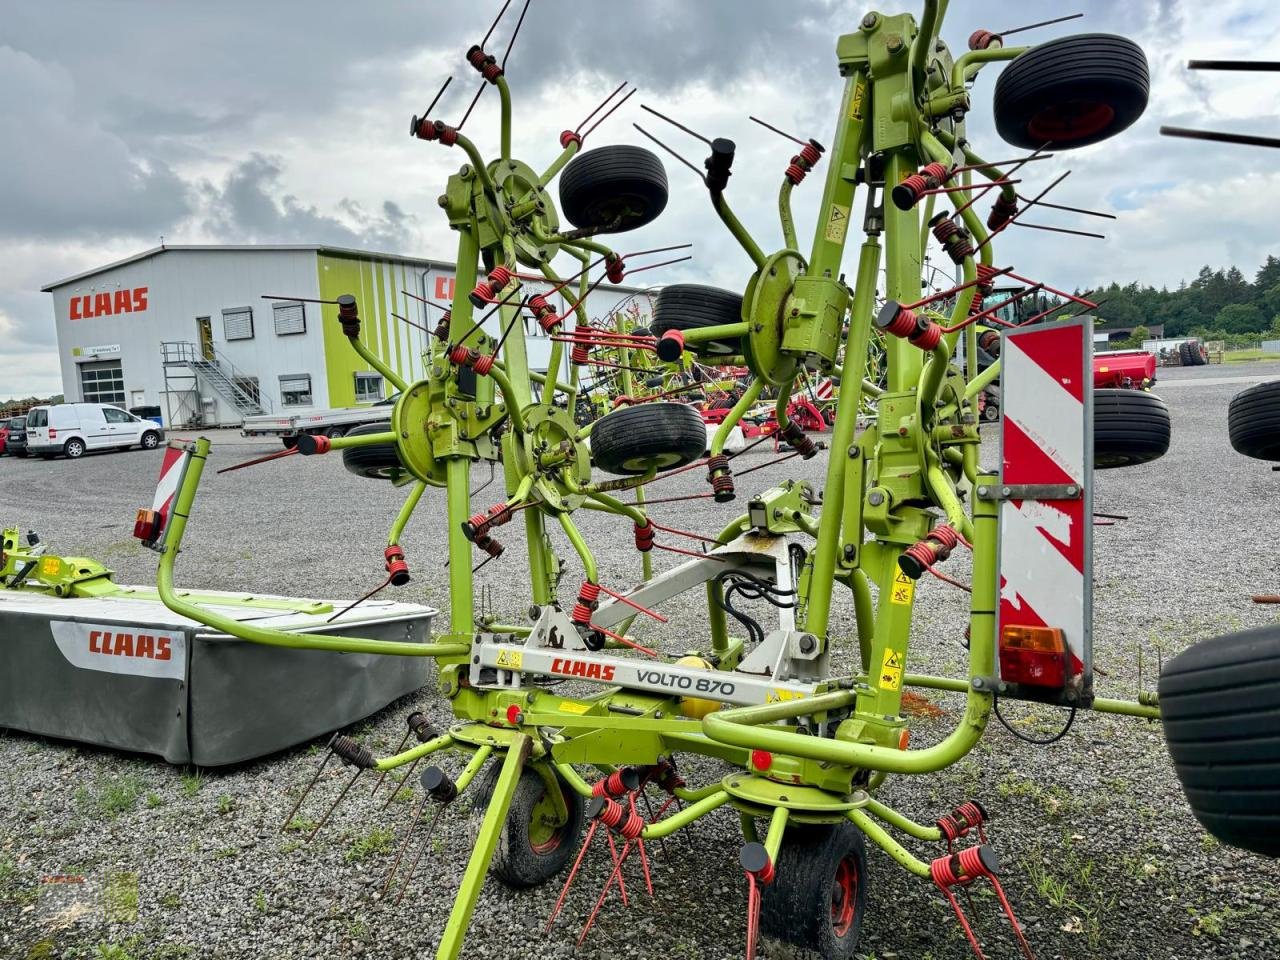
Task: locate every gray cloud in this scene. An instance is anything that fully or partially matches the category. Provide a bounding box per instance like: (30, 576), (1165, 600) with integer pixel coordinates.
(201, 154), (418, 251)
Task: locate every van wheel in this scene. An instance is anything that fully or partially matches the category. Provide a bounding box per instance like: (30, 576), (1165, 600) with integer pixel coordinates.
(141, 431), (160, 450)
(63, 438), (85, 459)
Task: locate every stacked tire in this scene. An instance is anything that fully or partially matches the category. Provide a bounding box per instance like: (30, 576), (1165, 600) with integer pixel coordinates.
(1178, 340), (1207, 366)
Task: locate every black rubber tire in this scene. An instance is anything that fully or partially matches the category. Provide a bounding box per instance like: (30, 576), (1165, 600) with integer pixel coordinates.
(993, 34), (1149, 150)
(63, 438), (85, 459)
(1229, 380), (1280, 461)
(140, 431), (160, 450)
(651, 284), (745, 357)
(488, 769), (584, 889)
(1159, 624), (1280, 857)
(1094, 388), (1170, 468)
(1193, 344), (1208, 366)
(981, 401), (1000, 423)
(282, 436), (299, 449)
(341, 420), (405, 481)
(759, 822), (867, 959)
(591, 402), (706, 475)
(1178, 342), (1193, 366)
(558, 145), (668, 234)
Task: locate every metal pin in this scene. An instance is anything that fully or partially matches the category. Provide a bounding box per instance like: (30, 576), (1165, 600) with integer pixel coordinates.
(1160, 126), (1280, 150)
(996, 13), (1084, 37)
(581, 87), (636, 140)
(308, 766), (363, 841)
(419, 75), (454, 121)
(383, 796), (428, 894)
(1011, 221), (1107, 240)
(381, 758), (424, 811)
(499, 0), (532, 69)
(395, 802), (450, 905)
(577, 80), (628, 135)
(371, 727), (416, 796)
(480, 0), (515, 48)
(279, 737), (336, 833)
(747, 114), (808, 147)
(639, 104), (713, 145)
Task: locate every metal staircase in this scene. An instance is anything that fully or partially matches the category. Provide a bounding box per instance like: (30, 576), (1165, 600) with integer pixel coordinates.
(161, 342), (271, 420)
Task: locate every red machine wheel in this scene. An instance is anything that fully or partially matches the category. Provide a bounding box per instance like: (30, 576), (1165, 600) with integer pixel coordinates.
(993, 35), (1149, 150)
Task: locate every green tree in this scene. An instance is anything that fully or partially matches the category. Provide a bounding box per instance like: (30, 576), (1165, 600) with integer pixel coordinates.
(1215, 303), (1264, 334)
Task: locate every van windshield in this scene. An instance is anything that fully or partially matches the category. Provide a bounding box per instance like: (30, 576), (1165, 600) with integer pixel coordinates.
(27, 409), (47, 428)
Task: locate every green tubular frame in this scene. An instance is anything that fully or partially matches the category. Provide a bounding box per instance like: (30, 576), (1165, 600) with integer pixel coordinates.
(145, 6), (1166, 956)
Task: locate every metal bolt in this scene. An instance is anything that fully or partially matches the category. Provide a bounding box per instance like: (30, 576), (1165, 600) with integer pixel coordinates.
(843, 544), (856, 559)
(528, 605), (540, 621)
(972, 677), (985, 690)
(862, 12), (878, 28)
(1067, 485), (1079, 496)
(868, 490), (885, 506)
(977, 486), (989, 497)
(799, 634), (816, 653)
(438, 195), (449, 208)
(1002, 486), (1011, 497)
(886, 35), (904, 53)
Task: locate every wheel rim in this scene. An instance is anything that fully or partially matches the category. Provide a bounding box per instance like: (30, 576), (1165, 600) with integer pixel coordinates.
(830, 856), (859, 938)
(144, 434), (157, 447)
(528, 785), (565, 855)
(69, 442), (82, 456)
(1027, 101), (1116, 142)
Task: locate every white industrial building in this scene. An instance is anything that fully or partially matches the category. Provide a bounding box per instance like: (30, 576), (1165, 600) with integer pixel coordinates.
(41, 245), (649, 427)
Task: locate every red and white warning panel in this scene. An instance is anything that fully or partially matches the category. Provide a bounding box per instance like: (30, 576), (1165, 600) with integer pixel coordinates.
(996, 318), (1093, 706)
(132, 441), (194, 549)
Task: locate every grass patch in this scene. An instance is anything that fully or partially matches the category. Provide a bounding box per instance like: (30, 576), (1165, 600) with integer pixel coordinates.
(76, 773), (145, 819)
(216, 794), (235, 815)
(179, 771), (204, 797)
(346, 827), (395, 862)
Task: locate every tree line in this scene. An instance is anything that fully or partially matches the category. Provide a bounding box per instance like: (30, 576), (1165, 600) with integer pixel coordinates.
(1042, 255), (1280, 347)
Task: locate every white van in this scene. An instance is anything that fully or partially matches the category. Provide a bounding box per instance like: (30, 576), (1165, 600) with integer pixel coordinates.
(26, 403), (165, 459)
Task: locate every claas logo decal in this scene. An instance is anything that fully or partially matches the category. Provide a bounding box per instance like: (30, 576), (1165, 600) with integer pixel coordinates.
(69, 287), (149, 320)
(550, 657), (615, 681)
(88, 629), (172, 661)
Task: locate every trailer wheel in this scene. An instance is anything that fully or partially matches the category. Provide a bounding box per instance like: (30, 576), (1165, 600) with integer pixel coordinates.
(559, 145), (668, 234)
(341, 420), (405, 481)
(759, 822), (867, 959)
(652, 284), (745, 357)
(1094, 388), (1170, 468)
(1159, 623), (1280, 857)
(1229, 380), (1280, 461)
(993, 34), (1149, 150)
(486, 769), (584, 889)
(590, 402), (706, 475)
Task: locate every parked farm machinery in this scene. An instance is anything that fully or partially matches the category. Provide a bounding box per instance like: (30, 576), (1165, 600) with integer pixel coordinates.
(125, 4), (1205, 958)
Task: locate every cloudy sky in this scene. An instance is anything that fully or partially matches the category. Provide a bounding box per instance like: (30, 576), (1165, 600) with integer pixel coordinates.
(3, 0), (1279, 399)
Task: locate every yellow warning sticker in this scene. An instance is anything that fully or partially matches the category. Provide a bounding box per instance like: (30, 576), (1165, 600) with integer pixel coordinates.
(889, 569), (915, 606)
(825, 203), (851, 244)
(40, 556), (61, 577)
(558, 700), (591, 715)
(767, 688), (806, 704)
(849, 79), (866, 120)
(495, 648), (523, 670)
(880, 648), (904, 691)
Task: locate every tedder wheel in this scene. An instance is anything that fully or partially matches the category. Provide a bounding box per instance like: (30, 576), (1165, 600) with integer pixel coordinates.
(282, 436), (300, 449)
(1093, 388), (1170, 468)
(1229, 381), (1280, 461)
(558, 145), (668, 234)
(590, 402), (707, 475)
(993, 34), (1149, 150)
(759, 822), (868, 959)
(1159, 623), (1280, 857)
(341, 420), (405, 481)
(651, 284), (745, 357)
(488, 769), (584, 889)
(981, 401), (1000, 423)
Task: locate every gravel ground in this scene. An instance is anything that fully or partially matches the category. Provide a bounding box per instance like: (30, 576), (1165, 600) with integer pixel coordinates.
(2, 361), (1280, 960)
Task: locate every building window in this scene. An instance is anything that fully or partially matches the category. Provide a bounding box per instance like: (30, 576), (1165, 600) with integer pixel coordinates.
(222, 307), (254, 341)
(80, 360), (126, 405)
(273, 301), (306, 336)
(354, 372), (384, 404)
(279, 374), (312, 407)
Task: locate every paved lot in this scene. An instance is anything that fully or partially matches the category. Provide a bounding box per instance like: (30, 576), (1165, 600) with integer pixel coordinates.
(2, 362), (1279, 959)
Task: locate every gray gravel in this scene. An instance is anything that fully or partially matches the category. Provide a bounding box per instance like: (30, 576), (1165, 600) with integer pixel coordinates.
(3, 361), (1280, 959)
